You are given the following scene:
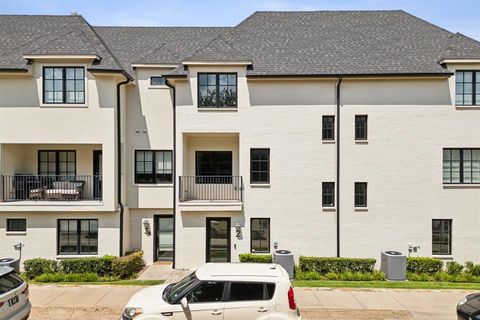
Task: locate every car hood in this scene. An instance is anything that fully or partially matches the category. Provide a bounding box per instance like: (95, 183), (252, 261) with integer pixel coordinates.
(465, 293), (480, 310)
(126, 284), (170, 309)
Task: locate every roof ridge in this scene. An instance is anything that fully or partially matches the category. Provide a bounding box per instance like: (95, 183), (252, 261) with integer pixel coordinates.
(184, 29), (246, 61)
(25, 29), (98, 55)
(399, 10), (454, 36)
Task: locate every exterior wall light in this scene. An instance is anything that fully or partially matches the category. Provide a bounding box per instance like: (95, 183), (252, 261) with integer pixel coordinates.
(143, 219), (151, 236)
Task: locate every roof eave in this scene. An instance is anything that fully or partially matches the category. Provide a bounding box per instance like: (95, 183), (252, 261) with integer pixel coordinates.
(439, 58), (480, 64)
(182, 60), (253, 66)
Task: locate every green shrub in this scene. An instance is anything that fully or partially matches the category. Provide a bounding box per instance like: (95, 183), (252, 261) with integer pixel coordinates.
(406, 257), (443, 275)
(295, 270), (384, 281)
(407, 272), (434, 282)
(465, 261), (480, 276)
(239, 253), (273, 263)
(24, 258), (58, 279)
(112, 251), (144, 279)
(59, 256), (116, 276)
(299, 256), (376, 274)
(446, 261), (464, 276)
(35, 273), (99, 283)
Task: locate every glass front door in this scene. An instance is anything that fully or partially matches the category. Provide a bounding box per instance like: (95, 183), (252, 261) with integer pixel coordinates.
(206, 218), (231, 263)
(155, 216), (174, 261)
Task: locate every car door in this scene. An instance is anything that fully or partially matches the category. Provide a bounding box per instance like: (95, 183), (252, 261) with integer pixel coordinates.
(223, 282), (271, 319)
(174, 281), (226, 320)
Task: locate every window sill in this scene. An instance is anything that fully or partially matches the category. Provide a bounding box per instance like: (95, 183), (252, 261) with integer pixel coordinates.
(322, 140), (335, 144)
(197, 107), (238, 112)
(443, 184), (480, 188)
(355, 207), (368, 212)
(250, 183), (270, 188)
(135, 183), (174, 188)
(455, 105), (480, 109)
(355, 140), (368, 144)
(6, 231), (26, 236)
(148, 85), (169, 90)
(40, 104), (88, 108)
(432, 255), (453, 260)
(322, 207), (336, 212)
(56, 254), (98, 259)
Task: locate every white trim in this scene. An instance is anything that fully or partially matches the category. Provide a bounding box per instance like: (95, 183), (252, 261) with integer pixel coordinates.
(132, 63), (179, 68)
(440, 59), (480, 64)
(182, 60), (253, 66)
(6, 231), (26, 236)
(23, 54), (100, 60)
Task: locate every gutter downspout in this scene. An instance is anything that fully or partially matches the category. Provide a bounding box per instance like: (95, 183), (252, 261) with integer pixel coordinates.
(117, 77), (130, 257)
(336, 76), (343, 258)
(165, 79), (176, 269)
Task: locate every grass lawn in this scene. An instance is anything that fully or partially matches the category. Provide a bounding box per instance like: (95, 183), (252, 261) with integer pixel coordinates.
(293, 280), (480, 290)
(30, 279), (165, 286)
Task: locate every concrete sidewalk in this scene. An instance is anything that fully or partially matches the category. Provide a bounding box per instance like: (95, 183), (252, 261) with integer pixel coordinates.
(28, 284), (469, 319)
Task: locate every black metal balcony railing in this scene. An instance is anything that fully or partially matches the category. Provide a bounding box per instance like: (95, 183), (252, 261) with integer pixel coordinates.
(179, 176), (243, 202)
(2, 175), (102, 202)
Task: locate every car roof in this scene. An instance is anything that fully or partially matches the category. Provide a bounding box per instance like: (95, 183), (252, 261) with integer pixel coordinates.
(195, 263), (288, 282)
(0, 266), (13, 277)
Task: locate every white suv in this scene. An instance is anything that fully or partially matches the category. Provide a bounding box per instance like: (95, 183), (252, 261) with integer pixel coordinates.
(0, 267), (31, 320)
(122, 263), (301, 319)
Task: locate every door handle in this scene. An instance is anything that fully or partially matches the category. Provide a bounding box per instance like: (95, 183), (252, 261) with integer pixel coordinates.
(258, 307), (269, 313)
(211, 309), (222, 315)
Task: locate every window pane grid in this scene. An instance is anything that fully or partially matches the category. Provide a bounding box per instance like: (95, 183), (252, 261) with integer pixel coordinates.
(43, 67), (85, 104)
(198, 73), (237, 108)
(322, 182), (335, 207)
(250, 149), (270, 183)
(355, 115), (368, 140)
(7, 219), (26, 232)
(432, 219), (452, 255)
(443, 148), (480, 184)
(456, 71), (478, 106)
(322, 116), (335, 140)
(135, 150), (173, 184)
(354, 182), (367, 207)
(251, 218), (270, 253)
(59, 219), (98, 255)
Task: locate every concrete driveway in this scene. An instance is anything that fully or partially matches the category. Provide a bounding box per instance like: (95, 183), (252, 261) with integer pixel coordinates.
(29, 284), (468, 319)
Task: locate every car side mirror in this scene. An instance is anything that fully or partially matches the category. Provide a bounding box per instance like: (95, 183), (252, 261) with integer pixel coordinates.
(180, 297), (189, 309)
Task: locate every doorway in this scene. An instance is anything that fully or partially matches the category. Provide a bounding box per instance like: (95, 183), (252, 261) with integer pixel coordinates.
(206, 217), (231, 263)
(93, 150), (102, 199)
(154, 215), (174, 262)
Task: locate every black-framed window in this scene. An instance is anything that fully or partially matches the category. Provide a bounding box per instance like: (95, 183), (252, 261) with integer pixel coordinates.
(196, 151), (232, 177)
(38, 150), (76, 176)
(150, 76), (166, 86)
(455, 71), (480, 106)
(322, 116), (335, 140)
(443, 148), (480, 184)
(355, 115), (368, 140)
(354, 182), (367, 207)
(6, 219), (26, 232)
(250, 149), (270, 184)
(251, 218), (270, 253)
(58, 219), (98, 255)
(198, 73), (237, 108)
(43, 67), (85, 104)
(322, 182), (335, 207)
(135, 150), (173, 184)
(432, 219), (452, 255)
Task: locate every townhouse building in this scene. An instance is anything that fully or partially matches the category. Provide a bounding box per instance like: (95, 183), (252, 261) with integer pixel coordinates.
(0, 11), (479, 270)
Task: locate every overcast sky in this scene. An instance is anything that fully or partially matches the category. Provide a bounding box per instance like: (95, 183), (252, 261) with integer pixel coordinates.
(1, 0), (479, 40)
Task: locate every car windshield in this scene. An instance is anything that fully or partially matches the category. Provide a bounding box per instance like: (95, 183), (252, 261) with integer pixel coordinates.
(165, 272), (197, 304)
(0, 271), (23, 295)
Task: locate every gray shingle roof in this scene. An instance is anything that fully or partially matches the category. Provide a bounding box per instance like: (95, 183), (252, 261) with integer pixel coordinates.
(93, 26), (229, 76)
(0, 15), (122, 73)
(2, 11), (480, 77)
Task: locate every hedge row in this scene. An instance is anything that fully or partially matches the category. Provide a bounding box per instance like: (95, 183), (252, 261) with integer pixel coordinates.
(24, 251), (144, 280)
(239, 253), (273, 263)
(299, 256), (376, 274)
(406, 257), (443, 275)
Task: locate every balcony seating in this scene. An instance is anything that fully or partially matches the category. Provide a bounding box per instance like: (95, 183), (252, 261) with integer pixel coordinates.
(29, 181), (85, 201)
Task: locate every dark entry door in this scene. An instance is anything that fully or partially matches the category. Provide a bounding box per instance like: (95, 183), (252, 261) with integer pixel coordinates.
(93, 151), (102, 199)
(155, 216), (174, 261)
(206, 218), (230, 263)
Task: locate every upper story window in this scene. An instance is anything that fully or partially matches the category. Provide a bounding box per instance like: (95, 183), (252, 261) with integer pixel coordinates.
(250, 149), (270, 184)
(198, 73), (237, 108)
(355, 115), (368, 140)
(43, 67), (85, 104)
(135, 150), (173, 184)
(455, 71), (480, 106)
(354, 182), (367, 207)
(322, 182), (335, 207)
(443, 148), (480, 184)
(150, 76), (166, 86)
(39, 150), (76, 177)
(322, 116), (335, 140)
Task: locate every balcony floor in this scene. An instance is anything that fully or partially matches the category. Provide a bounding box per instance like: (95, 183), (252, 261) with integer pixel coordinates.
(0, 200), (103, 206)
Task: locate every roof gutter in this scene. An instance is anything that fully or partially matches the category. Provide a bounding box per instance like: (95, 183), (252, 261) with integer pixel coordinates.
(246, 72), (453, 79)
(336, 76), (343, 258)
(117, 77), (130, 256)
(165, 79), (177, 269)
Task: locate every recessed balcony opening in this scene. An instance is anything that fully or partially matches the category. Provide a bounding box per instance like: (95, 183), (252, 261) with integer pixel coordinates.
(1, 144), (102, 203)
(180, 133), (242, 203)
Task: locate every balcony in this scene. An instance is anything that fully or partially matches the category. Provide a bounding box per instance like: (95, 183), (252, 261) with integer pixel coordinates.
(178, 176), (243, 211)
(2, 175), (102, 203)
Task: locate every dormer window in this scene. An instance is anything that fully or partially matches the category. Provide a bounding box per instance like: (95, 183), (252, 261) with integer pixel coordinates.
(198, 73), (237, 108)
(43, 67), (85, 104)
(150, 76), (166, 86)
(456, 71), (480, 106)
